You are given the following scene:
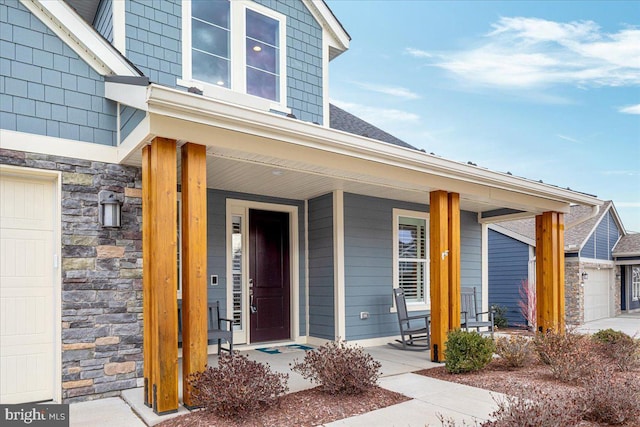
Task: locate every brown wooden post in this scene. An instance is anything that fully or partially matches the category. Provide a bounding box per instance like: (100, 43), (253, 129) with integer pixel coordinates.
(142, 145), (154, 407)
(180, 143), (208, 408)
(149, 137), (179, 414)
(430, 190), (449, 362)
(535, 211), (564, 333)
(556, 213), (565, 331)
(447, 193), (461, 330)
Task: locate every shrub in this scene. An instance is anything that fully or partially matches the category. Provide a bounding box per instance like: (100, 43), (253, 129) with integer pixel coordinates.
(579, 371), (640, 425)
(494, 335), (534, 368)
(533, 328), (598, 383)
(591, 328), (640, 371)
(491, 305), (508, 329)
(187, 352), (289, 419)
(482, 388), (582, 427)
(290, 340), (381, 395)
(444, 329), (495, 374)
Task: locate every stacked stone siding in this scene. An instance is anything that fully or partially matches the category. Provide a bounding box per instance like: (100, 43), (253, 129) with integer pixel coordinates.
(564, 260), (583, 325)
(0, 148), (143, 403)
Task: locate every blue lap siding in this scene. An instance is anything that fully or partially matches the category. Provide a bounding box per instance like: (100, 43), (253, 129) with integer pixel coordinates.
(488, 229), (529, 326)
(343, 193), (482, 341)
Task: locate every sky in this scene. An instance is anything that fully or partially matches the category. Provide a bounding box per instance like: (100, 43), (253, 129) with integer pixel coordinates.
(326, 0), (640, 232)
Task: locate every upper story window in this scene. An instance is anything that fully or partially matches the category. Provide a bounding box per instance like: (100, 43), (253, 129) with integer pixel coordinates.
(182, 0), (287, 111)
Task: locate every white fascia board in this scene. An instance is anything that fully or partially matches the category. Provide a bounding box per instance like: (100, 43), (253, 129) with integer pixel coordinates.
(137, 83), (601, 207)
(303, 0), (350, 54)
(488, 224), (536, 247)
(20, 0), (138, 77)
(117, 115), (152, 164)
(105, 82), (150, 111)
(477, 211), (536, 224)
(0, 129), (118, 163)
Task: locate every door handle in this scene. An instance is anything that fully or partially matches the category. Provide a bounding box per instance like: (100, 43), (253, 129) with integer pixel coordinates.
(249, 278), (257, 313)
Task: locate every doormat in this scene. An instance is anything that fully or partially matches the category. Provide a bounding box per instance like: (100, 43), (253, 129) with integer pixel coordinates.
(255, 344), (314, 354)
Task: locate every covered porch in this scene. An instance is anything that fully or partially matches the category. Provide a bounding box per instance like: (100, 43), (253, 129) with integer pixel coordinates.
(108, 82), (601, 414)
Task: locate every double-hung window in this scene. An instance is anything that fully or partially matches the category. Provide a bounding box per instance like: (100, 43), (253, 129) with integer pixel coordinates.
(182, 0), (287, 110)
(393, 209), (430, 310)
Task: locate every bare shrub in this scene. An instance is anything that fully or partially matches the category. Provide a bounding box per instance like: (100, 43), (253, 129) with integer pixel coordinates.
(291, 340), (381, 395)
(482, 388), (582, 427)
(591, 328), (640, 371)
(187, 352), (289, 419)
(533, 328), (598, 383)
(494, 335), (534, 368)
(579, 371), (640, 425)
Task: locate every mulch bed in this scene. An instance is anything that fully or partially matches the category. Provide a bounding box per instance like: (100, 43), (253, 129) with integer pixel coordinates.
(156, 386), (409, 427)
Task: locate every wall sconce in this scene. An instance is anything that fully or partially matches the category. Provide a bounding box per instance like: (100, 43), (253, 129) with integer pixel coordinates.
(99, 191), (122, 228)
(581, 271), (589, 281)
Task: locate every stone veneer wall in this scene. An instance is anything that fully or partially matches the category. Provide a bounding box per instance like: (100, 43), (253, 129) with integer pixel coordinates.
(565, 260), (583, 325)
(614, 265), (622, 316)
(0, 148), (143, 403)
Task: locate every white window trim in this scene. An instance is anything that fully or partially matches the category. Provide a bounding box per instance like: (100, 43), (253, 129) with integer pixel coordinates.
(391, 209), (430, 312)
(180, 0), (290, 114)
(632, 266), (640, 301)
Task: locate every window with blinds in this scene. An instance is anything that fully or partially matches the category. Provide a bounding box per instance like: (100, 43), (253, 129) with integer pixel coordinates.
(397, 215), (429, 304)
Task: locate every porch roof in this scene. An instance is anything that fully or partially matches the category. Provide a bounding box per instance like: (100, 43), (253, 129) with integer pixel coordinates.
(107, 81), (602, 217)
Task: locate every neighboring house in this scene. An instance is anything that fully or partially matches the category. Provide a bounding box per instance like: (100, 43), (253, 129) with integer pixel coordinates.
(489, 201), (631, 327)
(613, 233), (640, 313)
(0, 0), (600, 412)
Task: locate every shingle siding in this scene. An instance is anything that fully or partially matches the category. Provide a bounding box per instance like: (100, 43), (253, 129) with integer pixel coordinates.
(119, 105), (145, 142)
(0, 1), (117, 146)
(122, 0), (323, 123)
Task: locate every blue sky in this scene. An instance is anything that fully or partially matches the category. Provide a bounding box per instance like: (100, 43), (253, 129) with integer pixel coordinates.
(326, 0), (640, 232)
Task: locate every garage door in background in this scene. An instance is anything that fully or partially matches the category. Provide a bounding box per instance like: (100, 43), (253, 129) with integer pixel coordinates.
(0, 174), (56, 403)
(583, 268), (611, 322)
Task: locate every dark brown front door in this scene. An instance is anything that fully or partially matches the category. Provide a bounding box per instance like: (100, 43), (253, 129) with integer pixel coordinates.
(249, 209), (290, 343)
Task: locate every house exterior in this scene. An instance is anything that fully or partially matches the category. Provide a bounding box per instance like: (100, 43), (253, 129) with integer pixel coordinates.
(0, 0), (600, 413)
(489, 201), (632, 327)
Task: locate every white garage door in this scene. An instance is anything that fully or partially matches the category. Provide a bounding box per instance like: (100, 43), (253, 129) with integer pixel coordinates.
(0, 174), (56, 403)
(583, 268), (610, 322)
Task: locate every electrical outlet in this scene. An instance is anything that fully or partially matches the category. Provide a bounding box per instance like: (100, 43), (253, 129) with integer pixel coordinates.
(360, 311), (369, 320)
(210, 275), (218, 286)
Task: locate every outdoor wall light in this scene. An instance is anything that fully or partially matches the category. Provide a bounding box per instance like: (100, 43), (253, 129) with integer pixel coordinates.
(581, 271), (589, 281)
(99, 191), (122, 228)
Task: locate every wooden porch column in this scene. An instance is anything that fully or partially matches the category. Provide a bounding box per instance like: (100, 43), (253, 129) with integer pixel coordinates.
(180, 143), (208, 408)
(430, 190), (449, 362)
(145, 137), (178, 414)
(535, 211), (565, 332)
(447, 193), (461, 330)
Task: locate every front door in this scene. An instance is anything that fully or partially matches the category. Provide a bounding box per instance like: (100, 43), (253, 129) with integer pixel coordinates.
(249, 209), (290, 343)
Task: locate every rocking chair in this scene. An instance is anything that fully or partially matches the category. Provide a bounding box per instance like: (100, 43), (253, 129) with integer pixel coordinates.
(388, 288), (430, 351)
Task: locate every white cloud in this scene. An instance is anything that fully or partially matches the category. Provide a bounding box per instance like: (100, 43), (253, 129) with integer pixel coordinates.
(410, 17), (640, 89)
(619, 104), (640, 114)
(331, 100), (421, 126)
(556, 134), (581, 143)
(405, 47), (432, 58)
(354, 82), (421, 100)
